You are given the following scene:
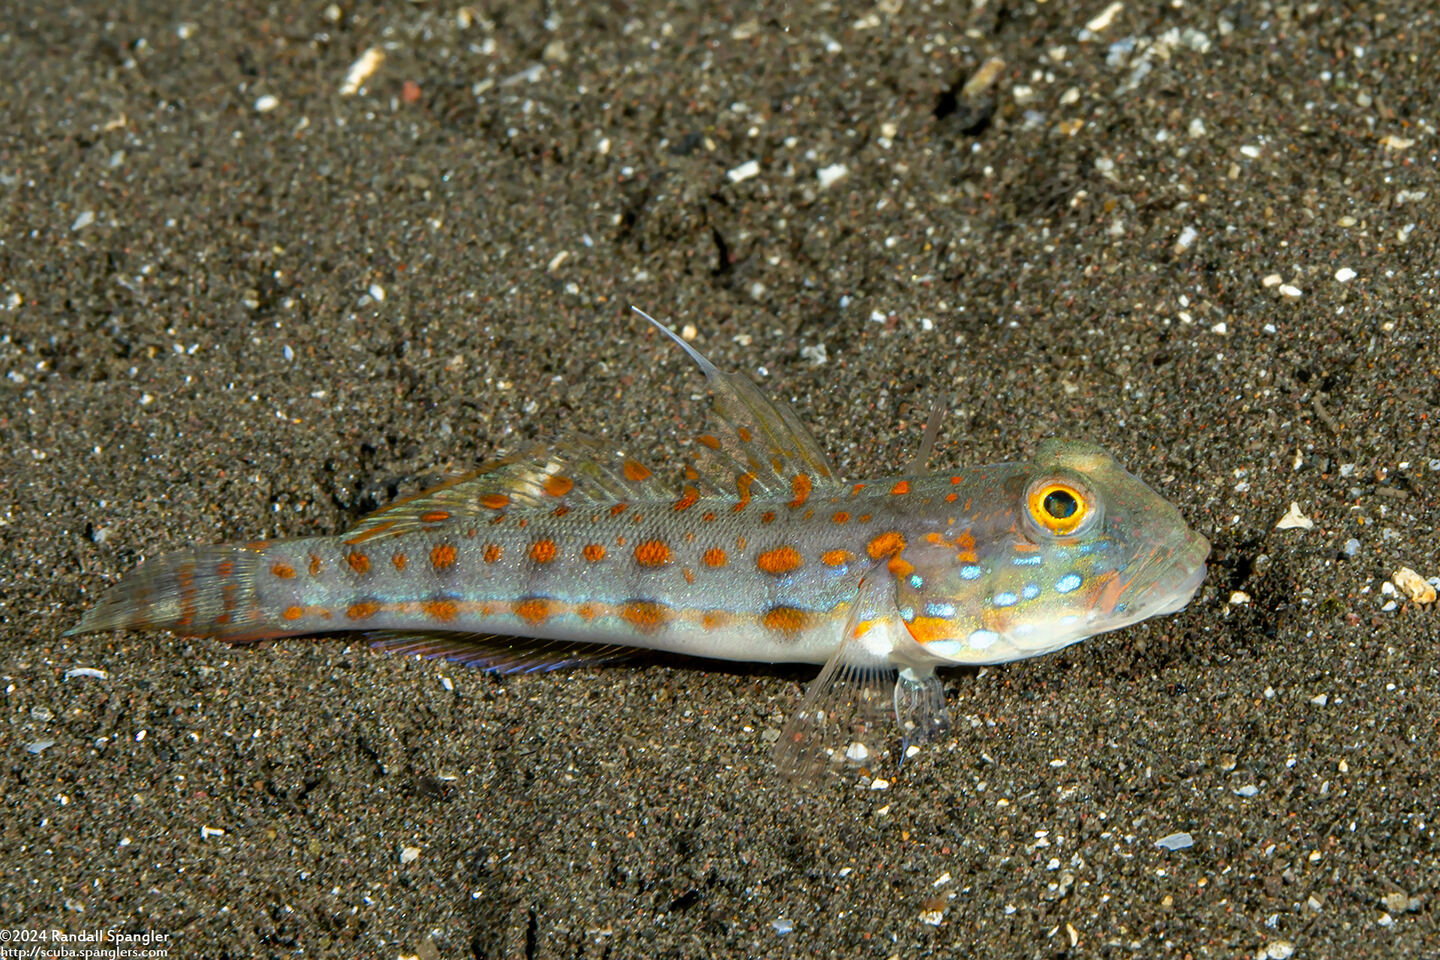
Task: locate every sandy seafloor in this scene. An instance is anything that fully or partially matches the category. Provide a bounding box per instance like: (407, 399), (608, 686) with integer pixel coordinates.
(2, 1), (1438, 957)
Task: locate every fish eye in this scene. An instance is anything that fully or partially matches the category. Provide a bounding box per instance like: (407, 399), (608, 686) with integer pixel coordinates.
(1025, 477), (1094, 537)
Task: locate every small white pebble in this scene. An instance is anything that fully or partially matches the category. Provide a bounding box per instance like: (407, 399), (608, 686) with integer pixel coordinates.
(1266, 941), (1295, 959)
(1234, 784), (1259, 797)
(368, 282), (386, 302)
(71, 210), (96, 231)
(1210, 321), (1228, 335)
(1084, 2), (1124, 33)
(870, 778), (891, 791)
(727, 159), (760, 183)
(845, 741), (870, 763)
(254, 94), (279, 113)
(771, 918), (794, 936)
(816, 163), (848, 189)
(1240, 144), (1262, 158)
(1310, 693), (1329, 707)
(400, 845), (421, 864)
(340, 47), (385, 96)
(1335, 267), (1356, 282)
(1155, 831), (1195, 851)
(1228, 590), (1251, 605)
(1262, 274), (1283, 287)
(1278, 284), (1302, 297)
(200, 825), (225, 839)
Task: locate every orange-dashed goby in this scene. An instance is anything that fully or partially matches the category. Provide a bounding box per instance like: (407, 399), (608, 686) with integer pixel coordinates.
(67, 308), (1210, 776)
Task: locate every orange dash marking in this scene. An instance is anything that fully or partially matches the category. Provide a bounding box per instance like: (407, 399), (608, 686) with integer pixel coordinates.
(683, 567), (696, 584)
(271, 562), (295, 579)
(346, 551), (371, 575)
(761, 606), (810, 633)
(888, 556), (916, 578)
(530, 540), (557, 564)
(420, 509), (451, 523)
(698, 434), (721, 449)
(733, 472), (756, 511)
(480, 493), (510, 510)
(347, 601), (380, 620)
(701, 610), (731, 630)
(703, 547), (728, 567)
(832, 510), (850, 524)
(737, 427), (753, 442)
(621, 600), (670, 632)
(514, 598), (550, 626)
(634, 540), (672, 567)
(610, 503), (628, 516)
(756, 546), (804, 576)
(945, 492), (959, 502)
(673, 485), (700, 512)
(891, 480), (911, 495)
(482, 543), (503, 563)
(282, 605), (304, 621)
(789, 474), (813, 508)
(867, 531), (906, 560)
(424, 599), (459, 623)
(543, 475), (574, 497)
(623, 460), (652, 482)
(430, 543), (457, 570)
(308, 554), (323, 576)
(583, 543), (606, 562)
(392, 552), (408, 572)
(821, 549), (854, 567)
(761, 510), (776, 524)
(216, 560), (235, 578)
(552, 505), (570, 518)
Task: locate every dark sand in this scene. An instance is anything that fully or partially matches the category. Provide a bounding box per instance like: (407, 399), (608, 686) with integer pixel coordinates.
(3, 2), (1437, 957)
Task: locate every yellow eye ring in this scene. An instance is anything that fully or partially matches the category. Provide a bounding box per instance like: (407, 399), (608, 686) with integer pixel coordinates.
(1026, 480), (1090, 536)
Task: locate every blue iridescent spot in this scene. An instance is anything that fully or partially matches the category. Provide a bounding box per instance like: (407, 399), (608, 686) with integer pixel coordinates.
(1011, 555), (1041, 566)
(899, 605), (916, 622)
(925, 602), (956, 619)
(1055, 572), (1083, 594)
(959, 565), (982, 580)
(992, 591), (1018, 608)
(1022, 583), (1040, 600)
(909, 573), (925, 589)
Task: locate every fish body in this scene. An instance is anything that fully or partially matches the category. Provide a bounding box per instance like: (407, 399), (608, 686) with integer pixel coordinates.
(69, 311), (1210, 774)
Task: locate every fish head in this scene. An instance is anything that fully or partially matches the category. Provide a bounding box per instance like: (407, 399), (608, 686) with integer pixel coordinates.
(894, 439), (1210, 665)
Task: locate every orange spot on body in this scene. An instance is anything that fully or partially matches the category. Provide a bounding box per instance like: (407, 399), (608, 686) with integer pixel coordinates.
(480, 493), (510, 510)
(583, 543), (606, 562)
(698, 434), (722, 449)
(530, 540), (557, 563)
(347, 601), (380, 620)
(924, 532), (946, 545)
(683, 567), (696, 584)
(945, 492), (959, 502)
(789, 474), (812, 507)
(347, 551), (371, 575)
(282, 605), (304, 621)
(431, 543), (457, 570)
(553, 505), (571, 518)
(483, 543), (502, 563)
(703, 547), (728, 567)
(621, 600), (670, 632)
(514, 598), (550, 625)
(832, 511), (851, 524)
(424, 599), (459, 622)
(761, 510), (776, 524)
(821, 549), (854, 567)
(215, 560), (235, 578)
(610, 503), (628, 516)
(543, 475), (574, 497)
(761, 606), (810, 634)
(577, 603), (598, 621)
(757, 546), (805, 576)
(271, 562), (295, 579)
(891, 480), (911, 495)
(738, 427), (753, 442)
(634, 540), (672, 567)
(702, 511), (717, 523)
(308, 554), (323, 576)
(420, 510), (451, 523)
(623, 460), (652, 482)
(392, 552), (408, 571)
(867, 531), (906, 559)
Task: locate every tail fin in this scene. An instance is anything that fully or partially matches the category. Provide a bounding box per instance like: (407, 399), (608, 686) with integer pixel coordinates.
(66, 545), (270, 642)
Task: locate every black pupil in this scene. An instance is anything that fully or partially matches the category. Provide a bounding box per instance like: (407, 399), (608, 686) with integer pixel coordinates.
(1044, 490), (1078, 519)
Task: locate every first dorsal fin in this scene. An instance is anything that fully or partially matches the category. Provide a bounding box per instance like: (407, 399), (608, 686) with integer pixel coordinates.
(633, 307), (844, 503)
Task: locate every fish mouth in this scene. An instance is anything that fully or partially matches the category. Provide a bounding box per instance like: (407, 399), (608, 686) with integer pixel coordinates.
(1132, 528), (1211, 617)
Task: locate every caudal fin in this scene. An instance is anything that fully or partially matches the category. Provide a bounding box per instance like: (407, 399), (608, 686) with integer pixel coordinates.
(66, 545), (269, 641)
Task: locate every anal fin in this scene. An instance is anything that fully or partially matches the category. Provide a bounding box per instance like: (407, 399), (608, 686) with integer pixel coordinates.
(366, 632), (636, 674)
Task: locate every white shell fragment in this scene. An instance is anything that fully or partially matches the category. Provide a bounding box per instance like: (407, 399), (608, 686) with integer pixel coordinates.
(1391, 567), (1436, 604)
(1274, 502), (1314, 530)
(340, 47), (384, 96)
(1155, 831), (1195, 851)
